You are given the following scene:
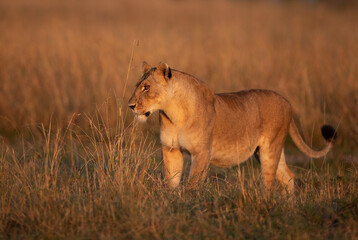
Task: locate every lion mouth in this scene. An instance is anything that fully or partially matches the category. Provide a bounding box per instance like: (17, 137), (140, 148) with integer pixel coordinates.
(135, 111), (152, 122)
(133, 110), (152, 122)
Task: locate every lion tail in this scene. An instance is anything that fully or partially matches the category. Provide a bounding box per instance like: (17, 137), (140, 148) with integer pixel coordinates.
(288, 119), (337, 158)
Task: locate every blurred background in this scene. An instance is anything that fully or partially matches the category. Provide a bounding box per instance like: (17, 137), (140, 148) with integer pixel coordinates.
(0, 0), (357, 151)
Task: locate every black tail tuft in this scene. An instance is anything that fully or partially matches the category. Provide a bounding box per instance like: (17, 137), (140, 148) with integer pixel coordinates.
(321, 125), (337, 143)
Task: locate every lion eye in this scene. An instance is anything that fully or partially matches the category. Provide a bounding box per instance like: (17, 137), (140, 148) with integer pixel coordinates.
(142, 85), (150, 92)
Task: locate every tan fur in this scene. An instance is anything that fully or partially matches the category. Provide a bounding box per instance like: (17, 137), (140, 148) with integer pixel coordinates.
(128, 62), (334, 193)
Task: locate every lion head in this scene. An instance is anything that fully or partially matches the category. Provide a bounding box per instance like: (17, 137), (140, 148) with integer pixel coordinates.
(128, 61), (173, 122)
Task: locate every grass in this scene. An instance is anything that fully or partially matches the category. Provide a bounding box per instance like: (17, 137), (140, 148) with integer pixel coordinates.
(1, 105), (357, 239)
(0, 0), (357, 239)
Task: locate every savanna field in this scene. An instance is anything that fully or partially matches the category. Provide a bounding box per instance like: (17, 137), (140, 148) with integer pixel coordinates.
(0, 0), (357, 239)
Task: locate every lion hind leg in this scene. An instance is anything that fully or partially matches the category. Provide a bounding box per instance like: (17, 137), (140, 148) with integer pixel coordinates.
(276, 149), (294, 193)
(259, 144), (282, 191)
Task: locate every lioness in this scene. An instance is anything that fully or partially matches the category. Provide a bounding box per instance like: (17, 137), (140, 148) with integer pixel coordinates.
(128, 62), (336, 193)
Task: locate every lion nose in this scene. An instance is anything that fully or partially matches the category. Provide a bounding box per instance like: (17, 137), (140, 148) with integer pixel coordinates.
(129, 103), (136, 110)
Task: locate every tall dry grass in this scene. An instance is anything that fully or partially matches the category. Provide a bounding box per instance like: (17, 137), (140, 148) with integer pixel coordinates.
(0, 0), (358, 239)
(1, 111), (358, 238)
(1, 100), (357, 239)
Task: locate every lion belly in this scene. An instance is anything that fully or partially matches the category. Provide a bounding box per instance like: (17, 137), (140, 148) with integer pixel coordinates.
(210, 92), (262, 167)
(211, 137), (259, 167)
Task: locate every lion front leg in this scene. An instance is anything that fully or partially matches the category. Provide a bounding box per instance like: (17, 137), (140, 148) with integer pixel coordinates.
(187, 150), (211, 189)
(162, 146), (184, 188)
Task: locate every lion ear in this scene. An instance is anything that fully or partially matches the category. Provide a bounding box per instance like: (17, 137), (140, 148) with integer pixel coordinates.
(142, 61), (151, 74)
(157, 62), (172, 80)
